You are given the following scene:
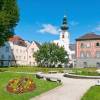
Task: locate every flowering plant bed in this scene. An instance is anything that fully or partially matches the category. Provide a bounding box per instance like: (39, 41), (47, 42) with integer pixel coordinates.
(6, 77), (36, 94)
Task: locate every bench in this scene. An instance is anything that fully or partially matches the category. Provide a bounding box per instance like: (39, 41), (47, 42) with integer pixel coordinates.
(45, 77), (61, 83)
(36, 72), (44, 79)
(36, 74), (43, 79)
(35, 72), (61, 83)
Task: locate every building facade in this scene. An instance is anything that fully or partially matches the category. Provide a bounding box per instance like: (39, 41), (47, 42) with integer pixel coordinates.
(0, 36), (40, 66)
(76, 33), (100, 67)
(53, 16), (75, 67)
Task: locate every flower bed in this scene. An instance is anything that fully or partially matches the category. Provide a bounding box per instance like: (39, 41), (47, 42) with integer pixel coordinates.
(6, 77), (36, 94)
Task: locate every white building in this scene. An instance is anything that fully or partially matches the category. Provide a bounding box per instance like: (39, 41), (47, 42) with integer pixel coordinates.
(53, 16), (75, 67)
(0, 36), (40, 66)
(26, 41), (40, 66)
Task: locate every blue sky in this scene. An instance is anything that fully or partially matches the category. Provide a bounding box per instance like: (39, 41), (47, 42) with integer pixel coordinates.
(15, 0), (100, 43)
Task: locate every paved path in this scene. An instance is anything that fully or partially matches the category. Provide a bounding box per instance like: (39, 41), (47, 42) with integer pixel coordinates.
(31, 73), (96, 100)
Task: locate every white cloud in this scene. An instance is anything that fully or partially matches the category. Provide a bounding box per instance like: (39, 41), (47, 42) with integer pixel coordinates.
(39, 24), (59, 35)
(69, 21), (79, 26)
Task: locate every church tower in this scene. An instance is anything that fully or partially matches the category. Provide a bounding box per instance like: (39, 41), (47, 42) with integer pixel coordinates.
(60, 16), (70, 52)
(53, 15), (75, 66)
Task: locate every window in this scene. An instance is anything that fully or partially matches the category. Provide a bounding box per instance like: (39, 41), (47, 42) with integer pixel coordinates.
(8, 55), (11, 60)
(96, 62), (100, 67)
(24, 56), (25, 59)
(86, 51), (91, 58)
(62, 34), (64, 38)
(1, 55), (4, 59)
(96, 51), (100, 58)
(0, 61), (4, 66)
(80, 51), (91, 58)
(83, 62), (88, 67)
(80, 52), (85, 58)
(72, 54), (75, 59)
(6, 47), (9, 52)
(86, 43), (91, 48)
(96, 43), (100, 46)
(30, 62), (31, 65)
(29, 56), (31, 58)
(81, 43), (91, 48)
(80, 43), (84, 48)
(19, 56), (21, 60)
(16, 49), (18, 53)
(11, 49), (13, 51)
(31, 48), (34, 52)
(16, 56), (18, 59)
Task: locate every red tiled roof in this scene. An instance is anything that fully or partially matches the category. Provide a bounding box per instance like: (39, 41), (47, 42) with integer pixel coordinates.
(76, 33), (100, 41)
(9, 36), (22, 41)
(9, 36), (27, 47)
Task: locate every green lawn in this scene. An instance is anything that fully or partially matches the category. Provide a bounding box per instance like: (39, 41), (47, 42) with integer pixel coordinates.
(0, 72), (60, 100)
(81, 85), (100, 100)
(0, 66), (99, 76)
(0, 66), (66, 73)
(71, 68), (100, 76)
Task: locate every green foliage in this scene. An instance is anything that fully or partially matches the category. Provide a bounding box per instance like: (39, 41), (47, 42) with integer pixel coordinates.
(34, 43), (68, 67)
(0, 0), (19, 46)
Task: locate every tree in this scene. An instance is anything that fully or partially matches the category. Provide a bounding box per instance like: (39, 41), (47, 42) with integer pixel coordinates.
(0, 0), (19, 46)
(34, 43), (69, 67)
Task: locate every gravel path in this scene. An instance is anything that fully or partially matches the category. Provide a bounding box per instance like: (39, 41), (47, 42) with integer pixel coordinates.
(31, 73), (96, 100)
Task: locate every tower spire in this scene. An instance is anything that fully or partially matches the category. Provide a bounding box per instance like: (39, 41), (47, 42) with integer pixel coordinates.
(61, 16), (69, 31)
